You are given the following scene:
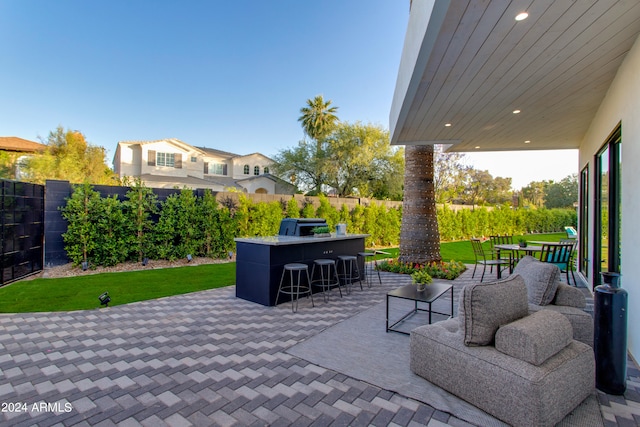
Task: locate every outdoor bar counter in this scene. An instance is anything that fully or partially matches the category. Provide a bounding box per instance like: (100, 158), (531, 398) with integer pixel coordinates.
(234, 234), (368, 306)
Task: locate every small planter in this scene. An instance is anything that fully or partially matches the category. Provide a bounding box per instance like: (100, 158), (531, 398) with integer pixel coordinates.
(314, 233), (331, 238)
(411, 270), (432, 292)
(518, 241), (528, 248)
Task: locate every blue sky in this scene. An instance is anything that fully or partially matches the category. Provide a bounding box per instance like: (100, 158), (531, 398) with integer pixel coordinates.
(1, 0), (576, 189)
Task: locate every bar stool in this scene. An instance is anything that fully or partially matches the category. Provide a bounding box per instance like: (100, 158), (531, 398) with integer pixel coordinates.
(337, 255), (361, 294)
(358, 252), (382, 288)
(275, 263), (314, 312)
(310, 259), (342, 302)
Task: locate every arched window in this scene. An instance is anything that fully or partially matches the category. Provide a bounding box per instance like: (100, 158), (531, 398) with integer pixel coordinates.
(263, 166), (269, 174)
(254, 166), (260, 175)
(243, 164), (250, 174)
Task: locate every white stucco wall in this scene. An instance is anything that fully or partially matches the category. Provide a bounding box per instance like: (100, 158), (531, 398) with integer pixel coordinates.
(238, 176), (276, 194)
(232, 153), (273, 178)
(139, 141), (191, 178)
(580, 33), (640, 360)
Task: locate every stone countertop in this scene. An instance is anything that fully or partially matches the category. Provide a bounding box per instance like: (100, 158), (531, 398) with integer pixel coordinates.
(234, 233), (369, 246)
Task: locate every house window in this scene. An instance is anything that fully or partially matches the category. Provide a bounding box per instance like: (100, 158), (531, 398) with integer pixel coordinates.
(210, 163), (226, 175)
(244, 164), (250, 174)
(191, 156), (197, 162)
(264, 166), (269, 174)
(157, 152), (175, 167)
(254, 166), (260, 175)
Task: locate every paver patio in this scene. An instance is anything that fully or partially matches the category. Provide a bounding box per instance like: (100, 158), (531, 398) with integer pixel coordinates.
(0, 265), (638, 426)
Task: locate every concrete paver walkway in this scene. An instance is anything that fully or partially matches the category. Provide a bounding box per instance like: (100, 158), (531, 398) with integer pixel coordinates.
(0, 265), (637, 426)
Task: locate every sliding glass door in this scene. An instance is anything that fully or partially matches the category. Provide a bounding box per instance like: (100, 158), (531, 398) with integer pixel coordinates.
(579, 166), (589, 278)
(594, 125), (622, 287)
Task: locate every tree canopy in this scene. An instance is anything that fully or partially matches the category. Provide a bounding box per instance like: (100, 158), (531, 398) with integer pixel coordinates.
(23, 126), (116, 185)
(298, 95), (339, 142)
(273, 121), (404, 199)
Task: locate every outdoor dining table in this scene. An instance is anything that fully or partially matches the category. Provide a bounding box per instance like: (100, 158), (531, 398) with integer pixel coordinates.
(493, 244), (544, 278)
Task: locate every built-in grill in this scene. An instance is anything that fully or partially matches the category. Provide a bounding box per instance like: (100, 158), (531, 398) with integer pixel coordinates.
(278, 218), (328, 237)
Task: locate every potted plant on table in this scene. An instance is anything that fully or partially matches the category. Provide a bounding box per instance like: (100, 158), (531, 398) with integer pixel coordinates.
(518, 238), (528, 248)
(411, 269), (433, 292)
(311, 226), (331, 237)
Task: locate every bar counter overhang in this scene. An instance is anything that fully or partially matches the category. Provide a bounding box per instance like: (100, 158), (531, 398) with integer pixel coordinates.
(234, 233), (368, 306)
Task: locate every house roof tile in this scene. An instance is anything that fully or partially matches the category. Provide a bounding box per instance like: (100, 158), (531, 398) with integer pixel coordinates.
(0, 137), (46, 153)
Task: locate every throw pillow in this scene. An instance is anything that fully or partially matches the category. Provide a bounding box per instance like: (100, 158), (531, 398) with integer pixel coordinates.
(512, 256), (560, 306)
(495, 309), (573, 366)
(458, 275), (529, 346)
(553, 283), (586, 308)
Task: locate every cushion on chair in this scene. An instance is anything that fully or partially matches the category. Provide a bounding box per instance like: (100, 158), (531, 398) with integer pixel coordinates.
(459, 275), (529, 346)
(512, 256), (560, 306)
(495, 310), (573, 366)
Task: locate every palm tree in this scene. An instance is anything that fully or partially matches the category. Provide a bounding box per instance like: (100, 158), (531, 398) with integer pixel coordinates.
(398, 144), (442, 264)
(299, 95), (339, 142)
(298, 95), (339, 193)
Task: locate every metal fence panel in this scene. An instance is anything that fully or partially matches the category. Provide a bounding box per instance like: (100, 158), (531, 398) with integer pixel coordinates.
(1, 179), (44, 285)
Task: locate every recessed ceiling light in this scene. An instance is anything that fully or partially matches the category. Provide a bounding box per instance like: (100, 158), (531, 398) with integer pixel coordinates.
(474, 146), (480, 149)
(445, 123), (452, 127)
(524, 140), (531, 144)
(513, 110), (521, 114)
(515, 12), (528, 21)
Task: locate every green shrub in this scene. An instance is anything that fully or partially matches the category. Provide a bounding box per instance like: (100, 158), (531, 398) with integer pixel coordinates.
(376, 258), (466, 280)
(60, 183), (103, 267)
(123, 179), (158, 262)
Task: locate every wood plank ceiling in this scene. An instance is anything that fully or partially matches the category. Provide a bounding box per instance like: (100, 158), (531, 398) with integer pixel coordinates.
(392, 0), (640, 152)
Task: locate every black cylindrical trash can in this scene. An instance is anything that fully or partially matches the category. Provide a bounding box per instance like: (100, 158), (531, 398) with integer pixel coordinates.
(594, 272), (627, 395)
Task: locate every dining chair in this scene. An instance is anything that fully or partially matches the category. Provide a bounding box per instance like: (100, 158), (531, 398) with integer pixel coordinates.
(489, 235), (516, 272)
(539, 242), (576, 286)
(470, 238), (511, 281)
(559, 238), (578, 286)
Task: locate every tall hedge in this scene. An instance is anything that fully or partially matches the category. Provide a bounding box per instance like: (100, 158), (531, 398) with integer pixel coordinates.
(61, 184), (577, 267)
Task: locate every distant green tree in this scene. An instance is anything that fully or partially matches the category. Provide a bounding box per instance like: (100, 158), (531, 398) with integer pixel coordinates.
(463, 169), (494, 207)
(0, 151), (21, 179)
(24, 126), (116, 185)
(434, 150), (469, 203)
(272, 140), (326, 194)
(298, 95), (339, 193)
(521, 180), (546, 207)
(544, 174), (578, 208)
(486, 176), (513, 205)
(274, 121), (404, 199)
(324, 122), (403, 198)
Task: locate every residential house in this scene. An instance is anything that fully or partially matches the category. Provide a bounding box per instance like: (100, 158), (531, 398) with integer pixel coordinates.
(113, 138), (296, 194)
(391, 1), (640, 359)
(0, 136), (46, 179)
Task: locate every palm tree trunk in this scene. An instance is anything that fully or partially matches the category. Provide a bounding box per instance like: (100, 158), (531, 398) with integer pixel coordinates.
(399, 145), (442, 264)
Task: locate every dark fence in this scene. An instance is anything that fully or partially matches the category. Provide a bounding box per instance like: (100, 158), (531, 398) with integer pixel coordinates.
(1, 180), (45, 285)
(44, 180), (195, 267)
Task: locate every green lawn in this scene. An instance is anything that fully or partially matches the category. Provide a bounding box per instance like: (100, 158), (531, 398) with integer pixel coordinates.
(0, 263), (235, 313)
(0, 233), (566, 313)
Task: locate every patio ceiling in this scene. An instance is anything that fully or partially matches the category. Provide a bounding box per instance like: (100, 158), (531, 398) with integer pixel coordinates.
(390, 0), (640, 152)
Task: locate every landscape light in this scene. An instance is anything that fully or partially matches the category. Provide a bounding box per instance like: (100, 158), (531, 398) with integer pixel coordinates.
(98, 292), (111, 307)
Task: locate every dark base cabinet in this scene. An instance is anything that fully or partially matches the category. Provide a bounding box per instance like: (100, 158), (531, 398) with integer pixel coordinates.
(235, 235), (367, 306)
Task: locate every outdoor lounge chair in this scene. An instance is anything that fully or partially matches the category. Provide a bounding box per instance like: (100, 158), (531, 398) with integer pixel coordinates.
(564, 226), (578, 239)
